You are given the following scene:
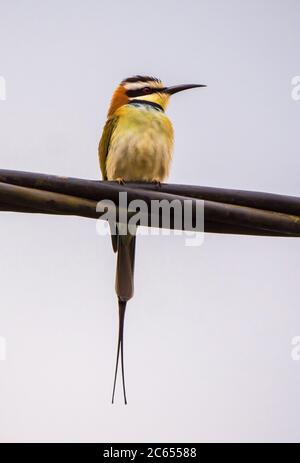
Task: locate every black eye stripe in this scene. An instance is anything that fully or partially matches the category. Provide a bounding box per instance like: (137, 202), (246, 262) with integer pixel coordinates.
(126, 88), (149, 97)
(126, 87), (164, 97)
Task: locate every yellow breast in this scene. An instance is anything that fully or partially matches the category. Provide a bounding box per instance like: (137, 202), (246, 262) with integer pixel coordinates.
(106, 104), (174, 182)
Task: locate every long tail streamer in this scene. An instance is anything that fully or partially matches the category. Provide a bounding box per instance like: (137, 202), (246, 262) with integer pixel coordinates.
(111, 299), (127, 404)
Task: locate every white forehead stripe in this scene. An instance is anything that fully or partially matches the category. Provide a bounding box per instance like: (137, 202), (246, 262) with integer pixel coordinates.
(123, 81), (164, 91)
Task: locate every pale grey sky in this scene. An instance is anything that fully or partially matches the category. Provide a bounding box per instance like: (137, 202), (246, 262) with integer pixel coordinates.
(0, 0), (300, 443)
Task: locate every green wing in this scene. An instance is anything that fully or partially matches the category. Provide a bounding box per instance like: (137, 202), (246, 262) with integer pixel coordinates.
(98, 116), (119, 180)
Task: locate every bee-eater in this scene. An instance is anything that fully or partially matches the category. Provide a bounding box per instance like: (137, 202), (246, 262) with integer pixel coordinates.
(98, 75), (205, 404)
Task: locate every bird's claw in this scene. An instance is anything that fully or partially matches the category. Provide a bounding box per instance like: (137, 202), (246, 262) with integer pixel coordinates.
(115, 178), (125, 185)
(151, 178), (162, 188)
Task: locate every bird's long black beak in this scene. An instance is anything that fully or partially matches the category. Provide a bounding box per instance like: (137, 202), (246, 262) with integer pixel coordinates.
(165, 84), (206, 95)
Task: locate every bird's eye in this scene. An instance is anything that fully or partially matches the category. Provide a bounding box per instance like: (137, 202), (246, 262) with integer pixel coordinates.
(142, 87), (151, 94)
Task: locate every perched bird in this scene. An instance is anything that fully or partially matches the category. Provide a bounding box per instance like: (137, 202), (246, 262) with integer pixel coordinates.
(99, 75), (205, 404)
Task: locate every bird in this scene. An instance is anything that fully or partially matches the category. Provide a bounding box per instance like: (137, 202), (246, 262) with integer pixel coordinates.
(98, 75), (206, 404)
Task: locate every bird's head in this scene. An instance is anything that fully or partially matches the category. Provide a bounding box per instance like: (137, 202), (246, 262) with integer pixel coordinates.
(107, 75), (206, 116)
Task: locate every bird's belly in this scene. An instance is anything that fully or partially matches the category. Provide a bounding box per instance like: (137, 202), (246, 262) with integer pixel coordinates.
(106, 126), (173, 182)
